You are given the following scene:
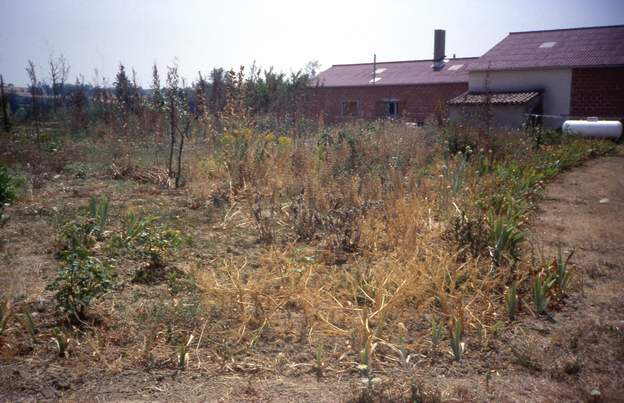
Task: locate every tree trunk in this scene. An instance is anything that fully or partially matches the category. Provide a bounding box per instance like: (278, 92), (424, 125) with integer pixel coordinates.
(168, 100), (176, 180)
(175, 129), (185, 188)
(0, 75), (10, 133)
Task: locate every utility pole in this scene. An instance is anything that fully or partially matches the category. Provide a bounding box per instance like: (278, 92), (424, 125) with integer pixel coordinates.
(372, 54), (377, 85)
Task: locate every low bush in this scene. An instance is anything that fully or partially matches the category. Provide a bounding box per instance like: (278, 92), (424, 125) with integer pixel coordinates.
(56, 197), (110, 253)
(46, 250), (116, 321)
(111, 211), (181, 270)
(0, 165), (18, 222)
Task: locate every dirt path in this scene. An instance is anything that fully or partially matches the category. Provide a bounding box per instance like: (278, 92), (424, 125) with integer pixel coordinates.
(518, 153), (624, 401)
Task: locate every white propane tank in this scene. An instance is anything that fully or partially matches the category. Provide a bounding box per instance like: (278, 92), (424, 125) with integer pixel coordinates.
(562, 118), (622, 140)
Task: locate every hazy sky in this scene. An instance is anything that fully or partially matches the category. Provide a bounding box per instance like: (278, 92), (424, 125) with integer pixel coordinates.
(1, 0), (623, 86)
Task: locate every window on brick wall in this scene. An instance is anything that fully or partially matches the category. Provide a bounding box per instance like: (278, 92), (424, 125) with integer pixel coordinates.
(341, 100), (359, 117)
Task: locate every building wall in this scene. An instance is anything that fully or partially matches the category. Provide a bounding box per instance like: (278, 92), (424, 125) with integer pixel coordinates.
(469, 68), (572, 128)
(306, 83), (468, 123)
(570, 67), (624, 119)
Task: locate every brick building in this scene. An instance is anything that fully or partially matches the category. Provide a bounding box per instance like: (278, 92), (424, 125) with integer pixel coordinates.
(307, 30), (477, 124)
(449, 25), (624, 129)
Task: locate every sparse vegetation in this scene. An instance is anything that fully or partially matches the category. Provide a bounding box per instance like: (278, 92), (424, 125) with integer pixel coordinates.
(0, 56), (619, 401)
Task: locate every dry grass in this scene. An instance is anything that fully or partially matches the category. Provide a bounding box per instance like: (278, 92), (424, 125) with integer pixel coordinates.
(0, 117), (617, 400)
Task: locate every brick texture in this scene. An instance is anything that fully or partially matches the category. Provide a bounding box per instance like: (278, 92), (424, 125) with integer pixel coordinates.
(305, 83), (468, 123)
(570, 67), (624, 119)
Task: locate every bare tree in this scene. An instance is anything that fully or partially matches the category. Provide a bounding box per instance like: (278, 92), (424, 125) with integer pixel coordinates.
(165, 64), (192, 188)
(25, 60), (40, 136)
(48, 53), (70, 110)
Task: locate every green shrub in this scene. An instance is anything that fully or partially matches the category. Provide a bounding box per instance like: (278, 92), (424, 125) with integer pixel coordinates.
(448, 207), (489, 258)
(56, 197), (110, 253)
(0, 165), (17, 221)
(441, 124), (476, 155)
(46, 251), (116, 320)
(112, 211), (181, 268)
(64, 162), (89, 179)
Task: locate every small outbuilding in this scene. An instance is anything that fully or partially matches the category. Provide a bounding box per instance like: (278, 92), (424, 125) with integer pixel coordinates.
(449, 25), (624, 129)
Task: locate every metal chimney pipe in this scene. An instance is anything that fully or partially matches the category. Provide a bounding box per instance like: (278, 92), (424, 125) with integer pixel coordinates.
(434, 29), (446, 62)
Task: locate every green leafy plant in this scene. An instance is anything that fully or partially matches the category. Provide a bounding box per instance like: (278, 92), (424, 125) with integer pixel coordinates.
(410, 380), (442, 403)
(431, 318), (442, 350)
(15, 309), (37, 342)
(64, 162), (89, 179)
(57, 220), (97, 254)
(46, 251), (116, 320)
(449, 206), (489, 259)
(504, 283), (519, 321)
(88, 196), (110, 240)
(511, 345), (542, 371)
(56, 197), (111, 253)
(178, 334), (193, 369)
(359, 337), (372, 375)
(488, 211), (525, 269)
(111, 211), (181, 270)
(0, 296), (11, 336)
(0, 165), (17, 222)
(450, 319), (464, 362)
(554, 247), (574, 295)
(531, 275), (555, 314)
(441, 155), (467, 196)
(315, 345), (324, 379)
(52, 328), (70, 358)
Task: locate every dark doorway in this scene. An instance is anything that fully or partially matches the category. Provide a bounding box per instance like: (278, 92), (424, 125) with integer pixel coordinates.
(384, 101), (399, 117)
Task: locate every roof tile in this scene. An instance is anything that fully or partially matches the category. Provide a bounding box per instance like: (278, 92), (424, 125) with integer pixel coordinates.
(448, 91), (541, 105)
(470, 25), (624, 71)
(310, 58), (477, 87)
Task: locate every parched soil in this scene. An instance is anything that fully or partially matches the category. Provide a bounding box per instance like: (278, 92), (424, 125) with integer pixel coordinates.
(518, 153), (624, 400)
(1, 153), (624, 402)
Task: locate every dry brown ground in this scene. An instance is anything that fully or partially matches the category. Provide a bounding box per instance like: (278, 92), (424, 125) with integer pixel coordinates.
(1, 153), (623, 402)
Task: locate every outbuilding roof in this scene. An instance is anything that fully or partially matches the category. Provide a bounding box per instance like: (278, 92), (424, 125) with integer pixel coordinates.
(448, 91), (541, 105)
(310, 57), (477, 87)
(469, 25), (624, 71)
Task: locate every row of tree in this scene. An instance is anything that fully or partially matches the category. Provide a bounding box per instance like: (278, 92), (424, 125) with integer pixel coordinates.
(1, 57), (319, 123)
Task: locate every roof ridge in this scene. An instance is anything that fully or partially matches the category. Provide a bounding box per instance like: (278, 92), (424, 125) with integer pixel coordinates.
(331, 56), (478, 67)
(509, 24), (624, 35)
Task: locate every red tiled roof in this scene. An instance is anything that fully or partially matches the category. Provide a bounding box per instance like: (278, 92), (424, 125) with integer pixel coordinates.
(310, 58), (477, 87)
(448, 91), (541, 105)
(470, 25), (624, 71)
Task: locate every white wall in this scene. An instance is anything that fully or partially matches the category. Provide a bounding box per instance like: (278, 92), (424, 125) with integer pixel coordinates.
(469, 69), (572, 129)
